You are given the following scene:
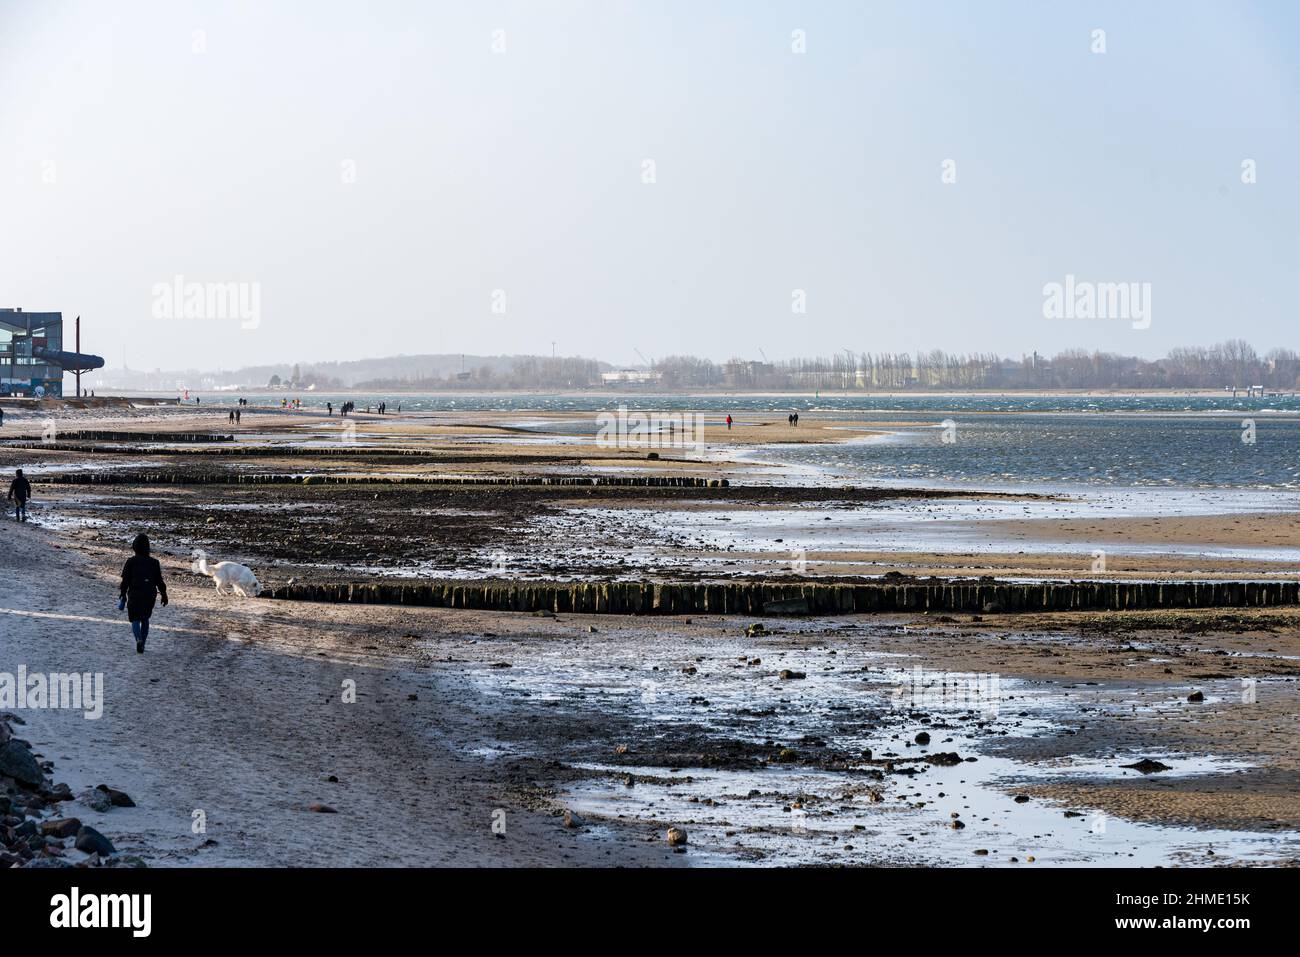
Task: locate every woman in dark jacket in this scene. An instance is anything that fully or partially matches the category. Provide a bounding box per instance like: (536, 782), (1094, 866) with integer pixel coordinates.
(119, 534), (168, 654)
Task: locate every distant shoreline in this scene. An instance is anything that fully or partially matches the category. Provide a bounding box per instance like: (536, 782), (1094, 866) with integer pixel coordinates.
(88, 387), (1296, 400)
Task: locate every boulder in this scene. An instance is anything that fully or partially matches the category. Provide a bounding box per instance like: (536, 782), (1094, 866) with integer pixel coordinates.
(0, 741), (43, 787)
(76, 788), (113, 813)
(1122, 758), (1172, 774)
(95, 785), (136, 808)
(74, 825), (115, 856)
(41, 818), (81, 839)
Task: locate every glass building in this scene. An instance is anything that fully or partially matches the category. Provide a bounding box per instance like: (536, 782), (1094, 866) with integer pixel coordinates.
(1, 309), (66, 397)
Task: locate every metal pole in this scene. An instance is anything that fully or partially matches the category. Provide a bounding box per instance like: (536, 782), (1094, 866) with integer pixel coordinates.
(75, 315), (81, 397)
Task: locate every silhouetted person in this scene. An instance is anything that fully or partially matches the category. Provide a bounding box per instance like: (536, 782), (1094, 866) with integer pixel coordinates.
(8, 468), (31, 521)
(119, 533), (167, 654)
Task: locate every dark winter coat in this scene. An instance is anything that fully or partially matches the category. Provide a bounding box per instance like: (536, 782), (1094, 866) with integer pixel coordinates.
(120, 555), (167, 621)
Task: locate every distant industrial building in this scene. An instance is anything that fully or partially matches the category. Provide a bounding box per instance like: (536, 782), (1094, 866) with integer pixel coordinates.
(601, 370), (663, 385)
(1, 308), (105, 397)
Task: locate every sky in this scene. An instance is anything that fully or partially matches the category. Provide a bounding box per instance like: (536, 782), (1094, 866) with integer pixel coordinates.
(2, 0), (1297, 371)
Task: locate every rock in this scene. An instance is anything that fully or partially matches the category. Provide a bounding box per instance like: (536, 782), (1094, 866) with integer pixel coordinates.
(666, 826), (688, 846)
(76, 788), (113, 813)
(0, 721), (10, 745)
(95, 785), (135, 808)
(950, 819), (965, 830)
(75, 826), (115, 856)
(982, 602), (1004, 614)
(745, 624), (767, 637)
(306, 803), (337, 813)
(925, 751), (963, 767)
(914, 732), (931, 745)
(1013, 795), (1030, 803)
(974, 848), (989, 855)
(614, 744), (629, 755)
(1122, 758), (1172, 774)
(41, 818), (81, 839)
(45, 783), (74, 802)
(0, 741), (43, 787)
(1187, 690), (1205, 702)
(562, 810), (584, 829)
(778, 670), (806, 680)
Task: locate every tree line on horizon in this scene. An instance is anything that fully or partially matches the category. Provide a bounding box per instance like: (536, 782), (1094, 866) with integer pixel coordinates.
(349, 340), (1300, 391)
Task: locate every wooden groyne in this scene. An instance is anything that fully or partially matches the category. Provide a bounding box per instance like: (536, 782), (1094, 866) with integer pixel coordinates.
(2, 442), (520, 459)
(38, 471), (728, 488)
(3, 430), (234, 443)
(262, 578), (1300, 615)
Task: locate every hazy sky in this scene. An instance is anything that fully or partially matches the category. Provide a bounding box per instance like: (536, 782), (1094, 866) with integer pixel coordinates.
(2, 0), (1296, 371)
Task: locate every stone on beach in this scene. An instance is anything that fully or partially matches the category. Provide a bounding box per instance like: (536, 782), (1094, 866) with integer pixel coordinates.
(77, 787), (113, 813)
(75, 825), (116, 856)
(0, 740), (44, 787)
(1122, 758), (1172, 774)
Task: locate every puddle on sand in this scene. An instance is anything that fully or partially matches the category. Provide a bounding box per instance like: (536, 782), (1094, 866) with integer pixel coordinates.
(462, 623), (1298, 867)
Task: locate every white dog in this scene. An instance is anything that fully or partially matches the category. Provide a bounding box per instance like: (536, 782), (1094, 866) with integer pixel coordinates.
(195, 556), (262, 598)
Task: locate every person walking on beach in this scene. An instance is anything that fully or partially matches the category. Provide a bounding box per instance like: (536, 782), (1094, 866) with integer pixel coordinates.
(235, 409), (241, 424)
(229, 410), (235, 425)
(327, 402), (333, 416)
(726, 414), (733, 430)
(119, 533), (167, 654)
(8, 468), (31, 521)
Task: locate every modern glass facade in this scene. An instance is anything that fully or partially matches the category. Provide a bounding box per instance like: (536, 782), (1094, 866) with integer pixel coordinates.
(0, 309), (65, 397)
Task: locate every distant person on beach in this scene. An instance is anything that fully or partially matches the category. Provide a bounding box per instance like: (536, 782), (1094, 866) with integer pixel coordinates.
(228, 411), (235, 424)
(235, 409), (241, 424)
(0, 406), (5, 427)
(8, 468), (31, 521)
(327, 402), (333, 416)
(726, 414), (733, 430)
(119, 533), (167, 655)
